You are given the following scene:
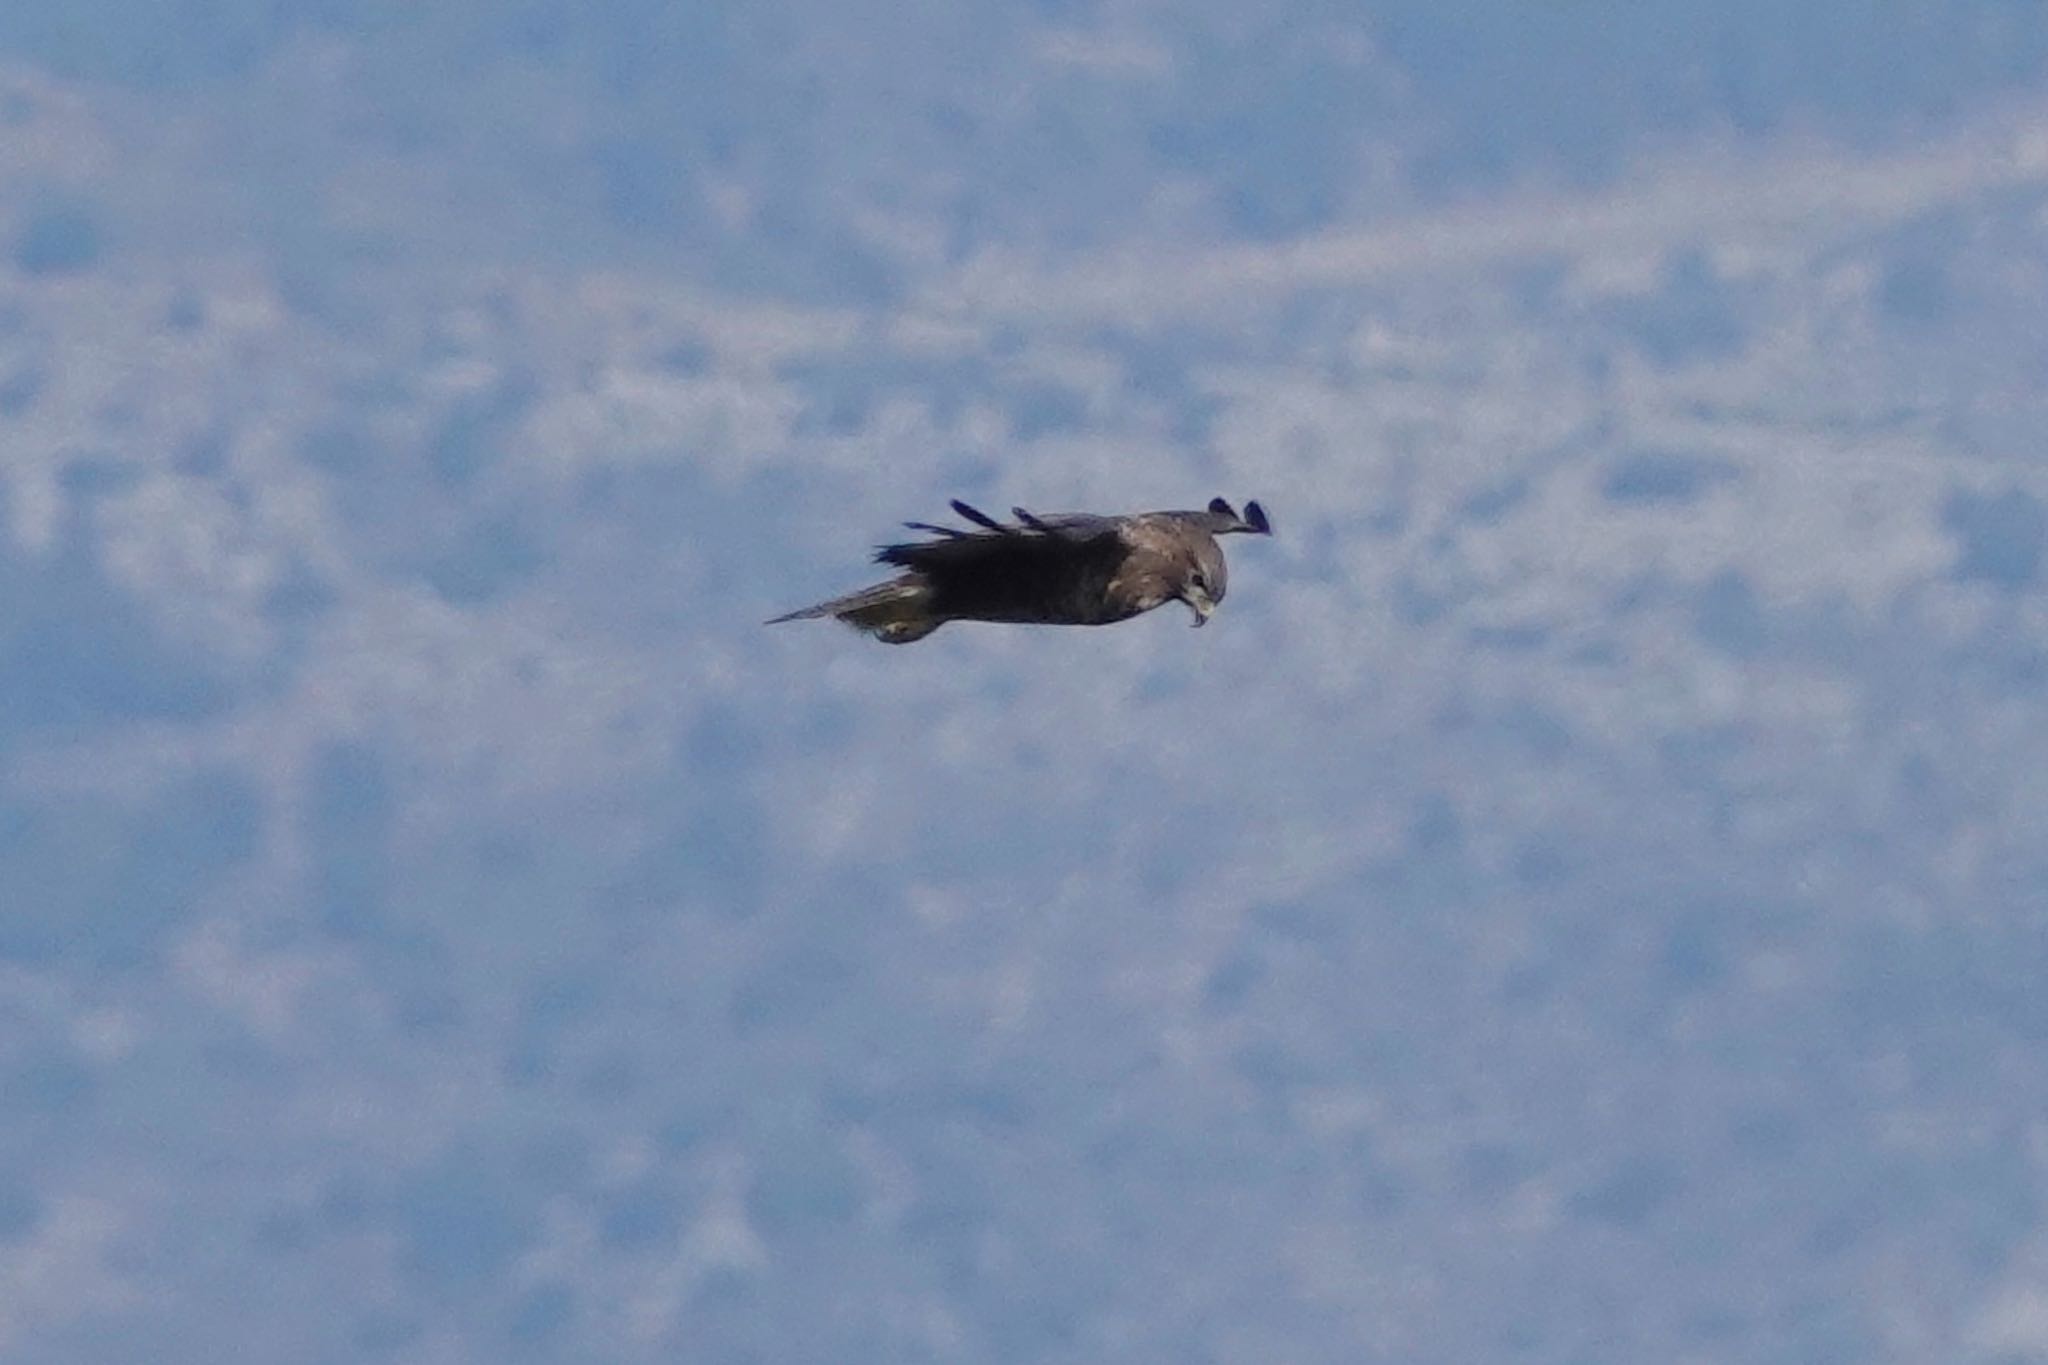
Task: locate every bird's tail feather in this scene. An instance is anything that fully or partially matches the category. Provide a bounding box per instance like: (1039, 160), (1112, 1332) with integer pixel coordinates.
(766, 578), (939, 643)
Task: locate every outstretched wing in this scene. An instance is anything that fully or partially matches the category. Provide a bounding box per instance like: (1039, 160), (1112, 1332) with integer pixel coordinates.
(1160, 497), (1272, 537)
(877, 500), (1123, 570)
(877, 501), (1136, 625)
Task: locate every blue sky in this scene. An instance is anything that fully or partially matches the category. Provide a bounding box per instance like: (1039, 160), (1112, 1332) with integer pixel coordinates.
(3, 4), (2048, 1361)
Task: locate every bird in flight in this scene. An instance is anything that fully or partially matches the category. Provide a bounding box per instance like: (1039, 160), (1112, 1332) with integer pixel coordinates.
(769, 497), (1272, 643)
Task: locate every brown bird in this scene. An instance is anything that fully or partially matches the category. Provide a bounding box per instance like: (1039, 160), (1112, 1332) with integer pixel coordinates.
(769, 498), (1272, 644)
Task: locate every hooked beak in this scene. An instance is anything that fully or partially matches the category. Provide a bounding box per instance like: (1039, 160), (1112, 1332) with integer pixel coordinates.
(1183, 592), (1215, 627)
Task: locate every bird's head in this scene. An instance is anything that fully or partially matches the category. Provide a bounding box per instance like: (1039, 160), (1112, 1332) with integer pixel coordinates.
(1178, 539), (1229, 626)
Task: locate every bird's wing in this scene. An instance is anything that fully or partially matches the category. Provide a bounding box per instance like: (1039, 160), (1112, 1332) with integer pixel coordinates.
(871, 501), (1140, 624)
(1152, 498), (1272, 537)
(1008, 507), (1126, 539)
(877, 501), (1127, 572)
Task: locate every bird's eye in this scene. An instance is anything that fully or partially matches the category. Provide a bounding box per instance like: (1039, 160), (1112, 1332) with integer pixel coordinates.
(1191, 573), (1209, 593)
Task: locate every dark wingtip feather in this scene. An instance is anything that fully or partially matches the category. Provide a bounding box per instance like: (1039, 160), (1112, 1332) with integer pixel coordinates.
(1244, 500), (1270, 534)
(949, 499), (1006, 532)
(1208, 496), (1237, 519)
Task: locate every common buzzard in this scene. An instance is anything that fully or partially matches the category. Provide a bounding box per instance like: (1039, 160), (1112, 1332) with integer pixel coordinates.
(769, 497), (1272, 644)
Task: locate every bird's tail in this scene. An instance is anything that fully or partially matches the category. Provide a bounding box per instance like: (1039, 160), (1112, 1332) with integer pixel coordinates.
(766, 577), (940, 643)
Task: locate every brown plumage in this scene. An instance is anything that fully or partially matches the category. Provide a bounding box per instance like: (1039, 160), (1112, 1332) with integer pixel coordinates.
(769, 497), (1273, 644)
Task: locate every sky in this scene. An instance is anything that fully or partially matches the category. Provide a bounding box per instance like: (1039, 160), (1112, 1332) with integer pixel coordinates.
(4, 3), (2048, 1362)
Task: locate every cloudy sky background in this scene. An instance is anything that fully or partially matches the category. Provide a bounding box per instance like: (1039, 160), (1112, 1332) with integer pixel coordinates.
(5, 3), (2048, 1361)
